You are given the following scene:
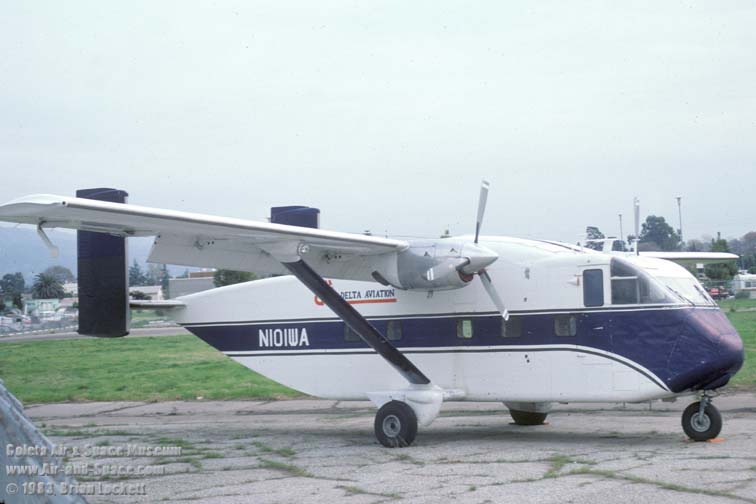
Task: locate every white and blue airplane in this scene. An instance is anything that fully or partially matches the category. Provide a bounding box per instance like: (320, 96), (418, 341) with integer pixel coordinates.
(0, 183), (743, 447)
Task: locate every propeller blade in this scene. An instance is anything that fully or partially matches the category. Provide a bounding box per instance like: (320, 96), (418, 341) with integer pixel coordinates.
(479, 269), (509, 320)
(474, 180), (490, 244)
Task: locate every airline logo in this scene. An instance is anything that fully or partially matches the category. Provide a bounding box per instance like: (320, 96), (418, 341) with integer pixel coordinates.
(314, 280), (397, 306)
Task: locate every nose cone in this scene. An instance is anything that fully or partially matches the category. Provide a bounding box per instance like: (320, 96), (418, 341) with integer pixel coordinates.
(460, 244), (498, 274)
(667, 309), (744, 392)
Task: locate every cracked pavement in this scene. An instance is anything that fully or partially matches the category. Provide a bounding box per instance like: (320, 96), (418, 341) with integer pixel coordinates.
(20, 393), (756, 503)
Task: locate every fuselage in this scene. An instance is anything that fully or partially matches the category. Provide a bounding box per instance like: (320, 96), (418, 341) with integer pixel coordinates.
(173, 236), (744, 403)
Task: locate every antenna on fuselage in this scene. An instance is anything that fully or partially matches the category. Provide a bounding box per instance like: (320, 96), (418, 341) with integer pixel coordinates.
(633, 197), (640, 256)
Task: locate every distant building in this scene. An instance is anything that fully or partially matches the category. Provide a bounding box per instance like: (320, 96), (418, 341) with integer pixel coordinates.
(24, 299), (60, 316)
(733, 274), (756, 299)
(62, 282), (79, 296)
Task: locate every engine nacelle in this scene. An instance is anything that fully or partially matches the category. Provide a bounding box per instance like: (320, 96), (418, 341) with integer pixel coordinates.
(371, 240), (497, 291)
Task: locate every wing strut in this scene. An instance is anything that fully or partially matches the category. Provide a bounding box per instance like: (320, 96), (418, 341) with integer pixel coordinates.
(282, 259), (431, 386)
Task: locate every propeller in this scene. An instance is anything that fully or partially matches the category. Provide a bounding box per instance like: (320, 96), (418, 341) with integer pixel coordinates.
(471, 180), (509, 320)
(633, 197), (640, 256)
(480, 269), (509, 321)
(474, 180), (490, 244)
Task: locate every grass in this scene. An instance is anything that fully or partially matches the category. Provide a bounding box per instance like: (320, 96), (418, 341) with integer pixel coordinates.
(719, 297), (756, 312)
(720, 298), (756, 388)
(727, 309), (756, 388)
(0, 335), (300, 403)
(250, 441), (296, 458)
(130, 309), (170, 328)
(258, 458), (312, 478)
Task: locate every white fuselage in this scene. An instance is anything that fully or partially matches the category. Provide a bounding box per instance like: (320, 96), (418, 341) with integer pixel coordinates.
(171, 237), (727, 404)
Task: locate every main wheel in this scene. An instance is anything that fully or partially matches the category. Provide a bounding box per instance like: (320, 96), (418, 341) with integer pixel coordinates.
(509, 409), (548, 426)
(374, 400), (418, 448)
(682, 401), (722, 441)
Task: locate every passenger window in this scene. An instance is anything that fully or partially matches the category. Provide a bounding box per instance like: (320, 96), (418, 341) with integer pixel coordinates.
(501, 316), (522, 338)
(344, 325), (360, 341)
(583, 269), (604, 307)
(457, 319), (473, 339)
(386, 320), (402, 341)
(554, 315), (576, 337)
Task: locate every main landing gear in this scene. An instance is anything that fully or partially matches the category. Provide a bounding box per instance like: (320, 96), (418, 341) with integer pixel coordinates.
(682, 393), (722, 442)
(510, 409), (548, 426)
(369, 386), (445, 448)
(374, 401), (418, 447)
(505, 402), (551, 426)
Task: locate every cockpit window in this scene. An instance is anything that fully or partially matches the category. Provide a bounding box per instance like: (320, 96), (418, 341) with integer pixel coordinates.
(610, 258), (676, 305)
(656, 276), (716, 306)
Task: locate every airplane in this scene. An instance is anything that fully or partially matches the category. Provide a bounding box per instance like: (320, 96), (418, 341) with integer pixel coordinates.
(0, 184), (743, 447)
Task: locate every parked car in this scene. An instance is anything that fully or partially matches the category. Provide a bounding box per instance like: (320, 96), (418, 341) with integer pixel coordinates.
(708, 286), (728, 300)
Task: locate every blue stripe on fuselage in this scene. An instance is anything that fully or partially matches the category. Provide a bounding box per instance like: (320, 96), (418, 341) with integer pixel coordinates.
(184, 306), (741, 394)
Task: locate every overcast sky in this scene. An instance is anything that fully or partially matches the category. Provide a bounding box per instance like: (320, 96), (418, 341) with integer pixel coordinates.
(1, 1), (754, 244)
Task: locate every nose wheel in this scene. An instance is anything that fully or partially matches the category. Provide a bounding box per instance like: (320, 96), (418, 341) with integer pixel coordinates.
(682, 395), (722, 441)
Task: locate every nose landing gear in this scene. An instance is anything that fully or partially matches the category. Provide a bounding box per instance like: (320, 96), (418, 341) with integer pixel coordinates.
(682, 393), (722, 441)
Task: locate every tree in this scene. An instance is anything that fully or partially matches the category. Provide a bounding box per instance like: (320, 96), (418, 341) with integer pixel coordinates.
(32, 273), (65, 299)
(0, 299), (5, 312)
(742, 231), (756, 253)
(159, 264), (170, 294)
(12, 294), (23, 310)
(686, 239), (706, 252)
(43, 265), (75, 284)
(749, 267), (756, 274)
(639, 216), (681, 251)
(735, 232), (756, 271)
(584, 226), (605, 251)
(130, 290), (150, 300)
(213, 270), (257, 287)
(705, 237), (738, 280)
(0, 272), (25, 298)
(129, 260), (148, 286)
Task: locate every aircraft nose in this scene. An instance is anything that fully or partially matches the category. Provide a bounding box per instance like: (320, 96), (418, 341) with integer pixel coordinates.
(713, 327), (745, 386)
(667, 309), (744, 392)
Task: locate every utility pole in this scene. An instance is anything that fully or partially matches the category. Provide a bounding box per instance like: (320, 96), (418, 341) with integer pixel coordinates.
(633, 197), (640, 255)
(676, 196), (683, 246)
(618, 213), (624, 248)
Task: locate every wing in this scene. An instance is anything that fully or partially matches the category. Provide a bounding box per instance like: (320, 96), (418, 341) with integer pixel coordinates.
(0, 194), (408, 281)
(640, 251), (738, 266)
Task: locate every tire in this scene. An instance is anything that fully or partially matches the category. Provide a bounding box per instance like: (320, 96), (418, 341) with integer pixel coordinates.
(374, 401), (418, 448)
(509, 409), (548, 426)
(682, 401), (722, 441)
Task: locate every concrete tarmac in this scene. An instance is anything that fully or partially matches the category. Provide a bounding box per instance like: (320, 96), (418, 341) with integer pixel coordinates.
(18, 393), (756, 503)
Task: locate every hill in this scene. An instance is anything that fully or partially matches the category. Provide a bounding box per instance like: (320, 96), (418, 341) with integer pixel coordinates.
(0, 226), (166, 281)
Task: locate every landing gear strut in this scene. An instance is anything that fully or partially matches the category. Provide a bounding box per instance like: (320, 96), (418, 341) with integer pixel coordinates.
(374, 400), (418, 448)
(682, 393), (722, 441)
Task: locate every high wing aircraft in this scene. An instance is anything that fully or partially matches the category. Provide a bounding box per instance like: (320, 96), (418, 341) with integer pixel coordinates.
(0, 184), (743, 447)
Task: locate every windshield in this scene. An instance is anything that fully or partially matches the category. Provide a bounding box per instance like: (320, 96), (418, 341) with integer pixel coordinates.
(657, 276), (716, 306)
(610, 258), (678, 305)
